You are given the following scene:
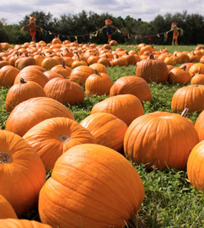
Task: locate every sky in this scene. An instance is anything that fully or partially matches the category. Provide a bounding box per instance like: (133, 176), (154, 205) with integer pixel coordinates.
(1, 0), (204, 25)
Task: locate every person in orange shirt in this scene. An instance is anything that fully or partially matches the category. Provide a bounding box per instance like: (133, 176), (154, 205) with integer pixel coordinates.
(21, 17), (43, 42)
(100, 19), (120, 44)
(165, 23), (183, 45)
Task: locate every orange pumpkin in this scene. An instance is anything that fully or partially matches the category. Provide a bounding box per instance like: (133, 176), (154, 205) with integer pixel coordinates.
(41, 57), (60, 70)
(69, 65), (95, 85)
(80, 113), (127, 152)
(187, 140), (204, 190)
(0, 130), (46, 216)
(17, 56), (37, 70)
(44, 77), (84, 105)
(110, 76), (152, 102)
(0, 195), (17, 219)
(89, 63), (108, 74)
(39, 144), (145, 228)
(85, 70), (113, 96)
(194, 110), (204, 141)
(23, 117), (96, 170)
(5, 78), (46, 113)
(50, 60), (72, 78)
(0, 219), (52, 228)
(136, 54), (168, 83)
(91, 94), (144, 126)
(14, 67), (49, 88)
(0, 65), (20, 87)
(6, 97), (75, 137)
(171, 85), (204, 113)
(124, 111), (199, 170)
(189, 63), (204, 77)
(191, 74), (204, 85)
(168, 67), (191, 84)
(43, 71), (64, 81)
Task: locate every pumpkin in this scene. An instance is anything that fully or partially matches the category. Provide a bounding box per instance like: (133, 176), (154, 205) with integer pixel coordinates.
(194, 110), (204, 141)
(189, 63), (204, 77)
(14, 67), (49, 88)
(89, 63), (108, 74)
(6, 97), (75, 137)
(0, 219), (52, 228)
(124, 111), (199, 170)
(109, 76), (152, 102)
(171, 85), (204, 113)
(43, 71), (64, 81)
(0, 195), (17, 219)
(41, 57), (60, 70)
(17, 56), (37, 70)
(38, 144), (145, 228)
(50, 60), (72, 79)
(187, 140), (204, 190)
(44, 77), (84, 105)
(0, 130), (46, 216)
(23, 117), (96, 170)
(191, 74), (204, 85)
(179, 63), (194, 72)
(80, 113), (127, 152)
(91, 94), (144, 126)
(0, 65), (20, 87)
(136, 53), (168, 83)
(5, 78), (46, 113)
(168, 66), (191, 84)
(70, 65), (95, 85)
(85, 70), (113, 96)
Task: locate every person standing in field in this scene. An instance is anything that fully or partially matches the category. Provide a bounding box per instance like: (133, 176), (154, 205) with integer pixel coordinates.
(165, 23), (183, 45)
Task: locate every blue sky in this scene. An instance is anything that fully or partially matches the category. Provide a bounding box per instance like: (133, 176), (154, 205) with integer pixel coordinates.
(1, 0), (204, 24)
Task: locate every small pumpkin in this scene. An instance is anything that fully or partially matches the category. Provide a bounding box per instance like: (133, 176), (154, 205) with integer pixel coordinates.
(168, 66), (191, 84)
(0, 219), (52, 228)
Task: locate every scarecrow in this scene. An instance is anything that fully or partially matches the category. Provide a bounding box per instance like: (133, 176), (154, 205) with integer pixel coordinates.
(164, 23), (183, 45)
(21, 17), (43, 42)
(100, 19), (120, 44)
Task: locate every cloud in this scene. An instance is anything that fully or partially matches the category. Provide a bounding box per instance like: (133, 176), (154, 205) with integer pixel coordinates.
(1, 0), (204, 25)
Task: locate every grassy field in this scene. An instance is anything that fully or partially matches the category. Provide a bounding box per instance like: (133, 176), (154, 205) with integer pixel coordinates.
(0, 44), (204, 227)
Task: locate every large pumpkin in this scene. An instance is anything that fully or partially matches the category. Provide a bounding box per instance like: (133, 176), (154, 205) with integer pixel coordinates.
(91, 94), (144, 126)
(39, 144), (145, 228)
(6, 97), (75, 137)
(136, 54), (168, 83)
(5, 78), (46, 113)
(171, 85), (204, 113)
(0, 219), (52, 228)
(168, 67), (191, 84)
(44, 77), (84, 105)
(109, 76), (152, 102)
(0, 130), (46, 216)
(0, 195), (17, 219)
(23, 117), (96, 170)
(187, 140), (204, 190)
(194, 110), (204, 141)
(124, 111), (199, 170)
(80, 113), (127, 152)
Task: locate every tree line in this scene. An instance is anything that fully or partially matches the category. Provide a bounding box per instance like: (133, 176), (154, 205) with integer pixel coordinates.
(0, 10), (204, 45)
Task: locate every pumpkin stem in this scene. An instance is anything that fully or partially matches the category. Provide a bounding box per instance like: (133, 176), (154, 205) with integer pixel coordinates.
(0, 57), (2, 61)
(94, 69), (100, 75)
(62, 60), (66, 68)
(180, 65), (187, 71)
(149, 53), (155, 60)
(20, 78), (26, 84)
(181, 108), (189, 117)
(0, 152), (11, 164)
(59, 134), (70, 143)
(127, 213), (147, 228)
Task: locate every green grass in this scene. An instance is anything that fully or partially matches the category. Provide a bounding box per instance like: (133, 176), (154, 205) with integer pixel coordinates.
(0, 45), (204, 227)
